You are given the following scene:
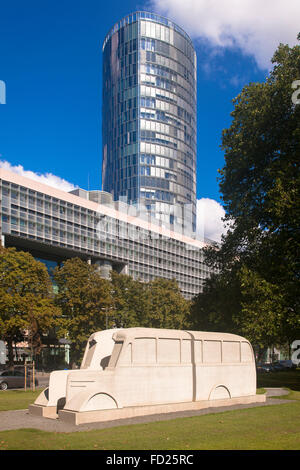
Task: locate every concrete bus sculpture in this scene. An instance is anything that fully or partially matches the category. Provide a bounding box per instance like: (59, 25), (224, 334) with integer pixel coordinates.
(30, 328), (265, 424)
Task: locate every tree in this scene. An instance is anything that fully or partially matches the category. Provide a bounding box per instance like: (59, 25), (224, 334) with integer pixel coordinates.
(237, 266), (291, 348)
(111, 273), (190, 330)
(146, 278), (190, 330)
(189, 271), (242, 334)
(53, 258), (112, 363)
(193, 37), (300, 350)
(0, 246), (60, 366)
(110, 271), (150, 327)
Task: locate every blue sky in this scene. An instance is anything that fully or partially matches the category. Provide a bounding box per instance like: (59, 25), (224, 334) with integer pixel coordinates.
(0, 0), (298, 216)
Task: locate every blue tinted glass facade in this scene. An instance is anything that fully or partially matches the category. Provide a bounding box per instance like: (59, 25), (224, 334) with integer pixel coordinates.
(102, 12), (197, 230)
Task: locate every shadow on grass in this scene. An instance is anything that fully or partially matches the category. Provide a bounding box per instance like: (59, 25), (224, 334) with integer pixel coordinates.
(257, 369), (300, 391)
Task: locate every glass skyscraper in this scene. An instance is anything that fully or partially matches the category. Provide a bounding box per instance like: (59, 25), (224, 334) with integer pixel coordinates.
(102, 12), (197, 231)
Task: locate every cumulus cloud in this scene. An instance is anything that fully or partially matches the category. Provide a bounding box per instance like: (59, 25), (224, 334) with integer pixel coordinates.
(0, 160), (76, 192)
(196, 198), (229, 243)
(148, 0), (300, 69)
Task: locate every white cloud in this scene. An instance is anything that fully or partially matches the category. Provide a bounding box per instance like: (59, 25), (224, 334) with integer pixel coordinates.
(196, 198), (229, 243)
(148, 0), (300, 69)
(0, 160), (76, 192)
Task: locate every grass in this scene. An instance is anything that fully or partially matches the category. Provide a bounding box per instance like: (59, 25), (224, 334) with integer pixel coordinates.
(0, 370), (299, 450)
(0, 402), (300, 450)
(0, 389), (41, 411)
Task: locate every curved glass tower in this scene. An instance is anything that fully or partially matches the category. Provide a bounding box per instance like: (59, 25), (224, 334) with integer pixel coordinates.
(102, 12), (197, 231)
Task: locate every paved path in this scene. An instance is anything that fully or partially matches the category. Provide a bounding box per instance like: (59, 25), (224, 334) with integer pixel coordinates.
(0, 388), (293, 433)
(264, 388), (290, 397)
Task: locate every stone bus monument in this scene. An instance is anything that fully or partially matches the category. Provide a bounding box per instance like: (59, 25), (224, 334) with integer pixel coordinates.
(29, 328), (265, 425)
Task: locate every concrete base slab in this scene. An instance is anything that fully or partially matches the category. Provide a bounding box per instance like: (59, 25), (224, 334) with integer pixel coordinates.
(28, 404), (58, 419)
(59, 394), (266, 425)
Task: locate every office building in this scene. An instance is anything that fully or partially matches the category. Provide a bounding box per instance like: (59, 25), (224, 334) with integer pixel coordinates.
(0, 168), (215, 301)
(102, 12), (197, 230)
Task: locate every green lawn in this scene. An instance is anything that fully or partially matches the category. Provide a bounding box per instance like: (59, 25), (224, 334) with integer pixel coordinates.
(0, 389), (41, 411)
(0, 402), (300, 450)
(0, 370), (299, 450)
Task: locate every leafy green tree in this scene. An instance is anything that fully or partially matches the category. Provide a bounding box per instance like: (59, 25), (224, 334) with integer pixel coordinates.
(189, 271), (242, 334)
(53, 258), (112, 363)
(111, 273), (190, 330)
(110, 271), (150, 327)
(193, 37), (300, 350)
(0, 246), (60, 366)
(237, 266), (292, 348)
(145, 278), (190, 329)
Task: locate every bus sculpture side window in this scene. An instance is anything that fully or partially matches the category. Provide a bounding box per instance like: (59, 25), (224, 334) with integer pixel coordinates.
(194, 340), (202, 363)
(222, 341), (241, 363)
(181, 339), (192, 363)
(132, 337), (156, 364)
(157, 338), (180, 364)
(241, 342), (253, 362)
(203, 340), (222, 363)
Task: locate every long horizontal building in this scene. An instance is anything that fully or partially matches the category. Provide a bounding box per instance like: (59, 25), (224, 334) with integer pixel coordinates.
(0, 168), (216, 299)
